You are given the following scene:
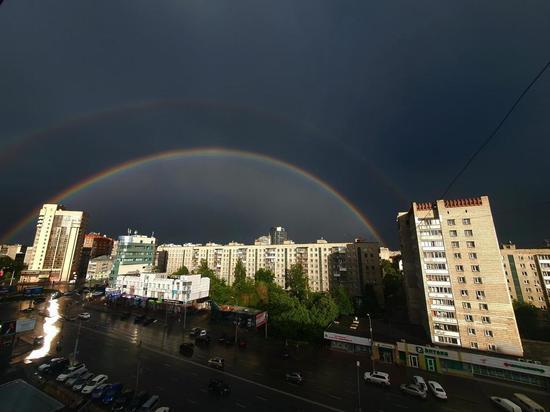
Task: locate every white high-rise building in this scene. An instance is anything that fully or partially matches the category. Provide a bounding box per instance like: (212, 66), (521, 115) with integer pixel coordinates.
(398, 196), (523, 356)
(26, 204), (87, 282)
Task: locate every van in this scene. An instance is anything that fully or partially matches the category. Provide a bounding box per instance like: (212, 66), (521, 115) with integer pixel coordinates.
(513, 393), (546, 412)
(490, 396), (522, 412)
(138, 394), (159, 412)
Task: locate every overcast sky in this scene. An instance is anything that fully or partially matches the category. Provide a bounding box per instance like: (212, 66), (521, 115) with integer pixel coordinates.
(0, 1), (549, 248)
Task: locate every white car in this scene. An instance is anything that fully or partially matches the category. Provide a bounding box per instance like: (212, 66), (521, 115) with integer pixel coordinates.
(400, 384), (428, 399)
(412, 376), (427, 393)
(78, 312), (91, 320)
(428, 380), (447, 400)
(363, 371), (390, 386)
(199, 329), (207, 337)
(56, 364), (87, 382)
(490, 396), (522, 412)
(82, 374), (109, 394)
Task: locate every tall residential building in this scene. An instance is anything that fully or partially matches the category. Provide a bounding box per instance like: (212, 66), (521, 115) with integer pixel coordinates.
(157, 239), (384, 300)
(83, 232), (114, 258)
(398, 196), (523, 356)
(269, 226), (288, 245)
(25, 204), (87, 282)
(110, 232), (156, 284)
(0, 244), (27, 268)
(501, 244), (550, 309)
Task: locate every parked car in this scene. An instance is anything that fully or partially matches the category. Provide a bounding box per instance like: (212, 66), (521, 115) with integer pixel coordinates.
(82, 374), (109, 394)
(179, 342), (194, 356)
(56, 363), (87, 382)
(38, 357), (66, 373)
(195, 334), (211, 345)
(427, 380), (447, 400)
(208, 379), (230, 396)
(111, 389), (134, 411)
(32, 336), (44, 347)
(412, 376), (427, 393)
(364, 371), (390, 386)
(513, 393), (546, 412)
(78, 312), (91, 320)
(189, 327), (201, 337)
(66, 371), (90, 387)
(138, 394), (159, 411)
(101, 383), (124, 404)
(400, 384), (427, 399)
(72, 373), (94, 391)
(208, 357), (225, 370)
(490, 396), (522, 412)
(127, 391), (150, 411)
(154, 407), (170, 412)
(142, 318), (157, 326)
(90, 383), (110, 401)
(199, 329), (207, 337)
(285, 372), (304, 384)
(134, 315), (146, 324)
(42, 358), (69, 375)
(120, 312), (131, 320)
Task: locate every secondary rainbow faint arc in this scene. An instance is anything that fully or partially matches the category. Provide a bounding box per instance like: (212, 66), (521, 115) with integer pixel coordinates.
(3, 148), (385, 245)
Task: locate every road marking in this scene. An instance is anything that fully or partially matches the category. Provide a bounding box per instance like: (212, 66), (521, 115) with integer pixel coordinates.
(235, 402), (246, 408)
(256, 395), (267, 401)
(74, 323), (345, 412)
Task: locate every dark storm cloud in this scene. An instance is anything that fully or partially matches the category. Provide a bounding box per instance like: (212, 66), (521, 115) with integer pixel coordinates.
(0, 1), (549, 247)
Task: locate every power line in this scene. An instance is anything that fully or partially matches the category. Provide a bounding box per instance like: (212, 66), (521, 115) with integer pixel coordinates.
(440, 59), (550, 199)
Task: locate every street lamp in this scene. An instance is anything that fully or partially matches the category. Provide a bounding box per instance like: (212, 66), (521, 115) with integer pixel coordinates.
(367, 313), (375, 372)
(72, 318), (82, 365)
(356, 360), (362, 412)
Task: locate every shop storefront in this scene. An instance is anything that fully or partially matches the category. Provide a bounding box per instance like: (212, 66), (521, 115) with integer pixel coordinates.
(374, 342), (396, 363)
(323, 331), (372, 354)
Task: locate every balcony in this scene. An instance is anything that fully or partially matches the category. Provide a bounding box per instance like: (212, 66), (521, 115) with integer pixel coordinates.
(433, 330), (460, 338)
(428, 292), (454, 299)
(432, 316), (458, 324)
(431, 304), (455, 311)
(426, 281), (451, 287)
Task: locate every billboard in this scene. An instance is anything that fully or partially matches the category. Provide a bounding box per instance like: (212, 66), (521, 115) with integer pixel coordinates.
(255, 311), (268, 327)
(16, 318), (36, 333)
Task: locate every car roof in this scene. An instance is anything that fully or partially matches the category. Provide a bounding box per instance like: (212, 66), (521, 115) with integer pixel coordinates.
(428, 381), (443, 388)
(373, 371), (389, 377)
(413, 375), (425, 381)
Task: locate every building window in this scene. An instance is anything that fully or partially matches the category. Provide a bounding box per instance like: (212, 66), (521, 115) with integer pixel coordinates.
(476, 290), (486, 300)
(449, 230), (458, 237)
(468, 253), (477, 259)
(484, 330), (493, 337)
(455, 265), (464, 272)
(465, 315), (474, 322)
(461, 290), (468, 297)
(479, 303), (488, 310)
(470, 342), (478, 349)
(487, 344), (497, 351)
(467, 327), (476, 335)
(463, 218), (471, 225)
(454, 253), (462, 259)
(447, 219), (456, 226)
(463, 302), (471, 309)
(464, 230), (473, 237)
(481, 316), (491, 324)
(451, 241), (460, 248)
(466, 241), (475, 248)
(471, 265), (480, 272)
(458, 276), (466, 283)
(473, 277), (482, 284)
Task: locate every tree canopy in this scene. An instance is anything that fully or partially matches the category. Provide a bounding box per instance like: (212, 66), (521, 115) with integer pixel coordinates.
(171, 265), (189, 276)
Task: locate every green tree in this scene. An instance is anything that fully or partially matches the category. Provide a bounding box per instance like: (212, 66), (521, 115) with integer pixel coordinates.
(233, 259), (247, 288)
(332, 285), (354, 316)
(286, 263), (308, 301)
(0, 256), (23, 284)
(171, 265), (189, 276)
(254, 268), (275, 284)
(196, 259), (215, 278)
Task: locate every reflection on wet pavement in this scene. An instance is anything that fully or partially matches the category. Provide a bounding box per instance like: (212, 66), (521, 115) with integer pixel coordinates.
(26, 299), (60, 360)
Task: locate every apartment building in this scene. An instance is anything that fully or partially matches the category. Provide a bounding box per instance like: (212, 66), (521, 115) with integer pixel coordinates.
(398, 196), (523, 356)
(23, 204), (87, 283)
(157, 239), (384, 299)
(86, 255), (114, 281)
(501, 244), (550, 309)
(83, 233), (114, 258)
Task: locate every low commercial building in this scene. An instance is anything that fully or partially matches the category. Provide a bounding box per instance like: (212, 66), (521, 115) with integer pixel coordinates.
(86, 255), (114, 281)
(114, 272), (210, 303)
(110, 232), (156, 284)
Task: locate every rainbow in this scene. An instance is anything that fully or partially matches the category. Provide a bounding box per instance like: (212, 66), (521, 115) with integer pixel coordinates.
(2, 148), (385, 244)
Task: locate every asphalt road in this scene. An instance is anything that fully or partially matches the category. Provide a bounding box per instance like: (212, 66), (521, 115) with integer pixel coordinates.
(4, 296), (550, 412)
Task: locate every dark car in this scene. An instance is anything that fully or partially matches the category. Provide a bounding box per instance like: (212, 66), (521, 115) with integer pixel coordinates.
(134, 315), (146, 324)
(282, 350), (290, 359)
(285, 372), (304, 384)
(189, 327), (201, 337)
(46, 359), (70, 375)
(195, 334), (210, 345)
(33, 336), (44, 347)
(127, 391), (149, 411)
(218, 335), (234, 345)
(91, 384), (110, 401)
(179, 342), (194, 356)
(33, 297), (46, 304)
(142, 318), (157, 326)
(120, 312), (131, 320)
(111, 389), (134, 411)
(101, 383), (123, 404)
(208, 379), (230, 396)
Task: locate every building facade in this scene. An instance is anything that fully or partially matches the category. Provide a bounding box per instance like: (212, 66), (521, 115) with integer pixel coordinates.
(501, 244), (550, 309)
(114, 272), (210, 303)
(158, 239), (384, 300)
(24, 204), (87, 283)
(83, 233), (114, 259)
(269, 226), (287, 245)
(86, 255), (114, 281)
(110, 232), (156, 283)
(398, 196), (523, 356)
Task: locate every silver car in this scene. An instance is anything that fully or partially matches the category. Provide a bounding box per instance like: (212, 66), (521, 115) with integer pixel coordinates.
(400, 384), (427, 399)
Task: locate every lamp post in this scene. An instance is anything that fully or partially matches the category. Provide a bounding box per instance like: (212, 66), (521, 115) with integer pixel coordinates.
(356, 360), (362, 412)
(367, 313), (375, 372)
(72, 319), (82, 365)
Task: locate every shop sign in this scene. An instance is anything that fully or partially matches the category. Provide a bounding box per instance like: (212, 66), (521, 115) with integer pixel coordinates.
(462, 352), (550, 377)
(324, 331), (371, 346)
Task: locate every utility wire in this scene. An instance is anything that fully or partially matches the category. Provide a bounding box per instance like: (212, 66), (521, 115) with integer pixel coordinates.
(440, 59), (550, 199)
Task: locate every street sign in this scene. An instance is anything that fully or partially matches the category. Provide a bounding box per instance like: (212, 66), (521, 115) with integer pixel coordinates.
(16, 318), (36, 333)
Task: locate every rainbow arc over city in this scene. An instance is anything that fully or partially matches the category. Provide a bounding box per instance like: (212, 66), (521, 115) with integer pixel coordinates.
(3, 148), (384, 244)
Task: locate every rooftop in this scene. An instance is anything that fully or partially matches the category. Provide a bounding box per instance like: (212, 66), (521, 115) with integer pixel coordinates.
(0, 379), (64, 412)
